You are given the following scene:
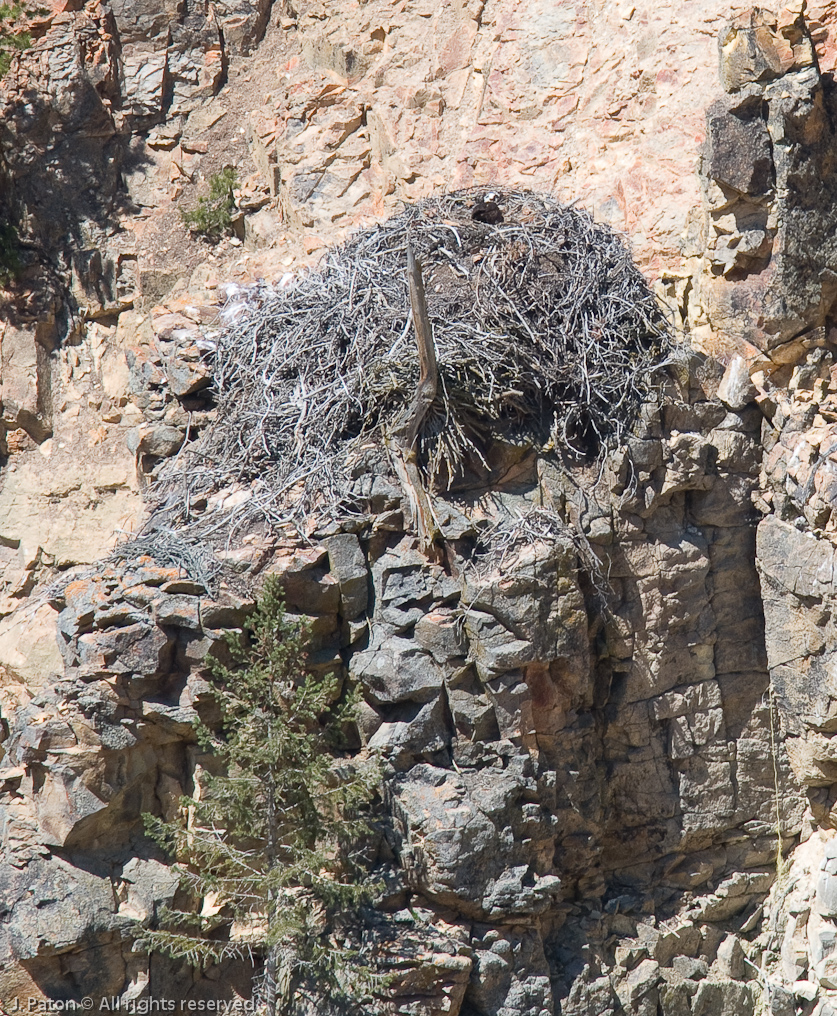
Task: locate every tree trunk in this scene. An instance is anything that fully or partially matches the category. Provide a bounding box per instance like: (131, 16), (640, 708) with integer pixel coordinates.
(389, 242), (441, 551)
(264, 771), (278, 1016)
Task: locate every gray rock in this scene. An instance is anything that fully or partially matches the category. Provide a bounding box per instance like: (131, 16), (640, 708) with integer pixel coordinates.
(563, 970), (620, 1016)
(465, 609), (536, 678)
(120, 857), (180, 921)
(355, 699), (383, 744)
(461, 537), (587, 665)
(367, 694), (450, 758)
(614, 958), (661, 1016)
(467, 924), (554, 1016)
(818, 872), (837, 917)
(671, 955), (708, 980)
(167, 16), (225, 115)
(447, 673), (500, 742)
(713, 933), (747, 980)
(109, 0), (183, 42)
(658, 982), (695, 1016)
(414, 610), (465, 662)
(768, 985), (795, 1016)
(154, 594), (201, 629)
(691, 979), (755, 1016)
(127, 423), (185, 458)
(352, 636), (444, 705)
(164, 353), (212, 397)
(482, 867), (561, 917)
(212, 0), (272, 54)
(321, 533), (368, 620)
(1, 857), (116, 960)
(391, 762), (553, 919)
(654, 922), (702, 966)
(76, 622), (174, 680)
(121, 49), (167, 121)
(698, 36), (837, 351)
(279, 561), (341, 615)
(482, 668), (532, 739)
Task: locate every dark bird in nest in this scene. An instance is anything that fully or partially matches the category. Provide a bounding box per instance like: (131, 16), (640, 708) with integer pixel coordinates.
(471, 193), (504, 224)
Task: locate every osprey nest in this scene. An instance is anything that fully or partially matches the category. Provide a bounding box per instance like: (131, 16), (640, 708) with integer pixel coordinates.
(151, 189), (673, 540)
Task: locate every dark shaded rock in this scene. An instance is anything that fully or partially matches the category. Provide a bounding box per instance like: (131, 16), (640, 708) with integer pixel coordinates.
(705, 98), (773, 195)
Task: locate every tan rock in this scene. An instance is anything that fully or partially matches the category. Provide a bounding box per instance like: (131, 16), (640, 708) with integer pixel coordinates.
(0, 602), (63, 689)
(719, 7), (815, 92)
(787, 733), (837, 787)
(0, 453), (139, 567)
(0, 963), (49, 1010)
(0, 322), (52, 444)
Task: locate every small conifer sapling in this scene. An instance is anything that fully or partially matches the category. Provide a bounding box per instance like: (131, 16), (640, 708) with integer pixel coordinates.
(180, 167), (239, 240)
(137, 575), (382, 1015)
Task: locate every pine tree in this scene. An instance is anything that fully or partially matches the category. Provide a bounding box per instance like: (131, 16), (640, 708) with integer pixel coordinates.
(137, 576), (382, 1015)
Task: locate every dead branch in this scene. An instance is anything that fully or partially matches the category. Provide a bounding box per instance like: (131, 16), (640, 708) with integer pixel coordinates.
(394, 242), (439, 450)
(389, 243), (441, 550)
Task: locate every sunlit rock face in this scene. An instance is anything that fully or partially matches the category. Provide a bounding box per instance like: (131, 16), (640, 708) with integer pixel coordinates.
(7, 1), (837, 1013)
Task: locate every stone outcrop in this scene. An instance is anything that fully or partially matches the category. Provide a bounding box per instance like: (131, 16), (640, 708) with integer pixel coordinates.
(681, 3), (837, 366)
(0, 354), (800, 1012)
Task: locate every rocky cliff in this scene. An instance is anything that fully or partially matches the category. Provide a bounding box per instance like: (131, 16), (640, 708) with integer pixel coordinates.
(4, 2), (837, 1015)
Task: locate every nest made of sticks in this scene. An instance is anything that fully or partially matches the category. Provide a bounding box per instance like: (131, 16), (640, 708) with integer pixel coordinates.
(150, 188), (673, 538)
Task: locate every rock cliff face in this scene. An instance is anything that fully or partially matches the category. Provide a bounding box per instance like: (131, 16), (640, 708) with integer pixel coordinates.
(6, 1), (837, 1015)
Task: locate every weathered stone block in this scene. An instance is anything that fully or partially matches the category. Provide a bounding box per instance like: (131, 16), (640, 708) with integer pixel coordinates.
(367, 694), (450, 758)
(77, 623), (173, 679)
(704, 100), (773, 195)
(153, 594), (201, 629)
(109, 0), (183, 42)
(272, 550), (340, 615)
(719, 8), (815, 92)
(321, 533), (368, 620)
(817, 871), (837, 918)
(415, 610), (465, 662)
(690, 979), (755, 1016)
(352, 636), (444, 705)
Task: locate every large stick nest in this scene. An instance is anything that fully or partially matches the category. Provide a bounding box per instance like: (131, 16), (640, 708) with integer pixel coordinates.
(151, 189), (673, 538)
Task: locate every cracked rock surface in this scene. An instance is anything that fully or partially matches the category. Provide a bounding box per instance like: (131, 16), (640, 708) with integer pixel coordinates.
(7, 2), (837, 1015)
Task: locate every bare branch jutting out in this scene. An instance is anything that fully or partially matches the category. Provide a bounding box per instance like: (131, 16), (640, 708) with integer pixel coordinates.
(388, 242), (442, 550)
